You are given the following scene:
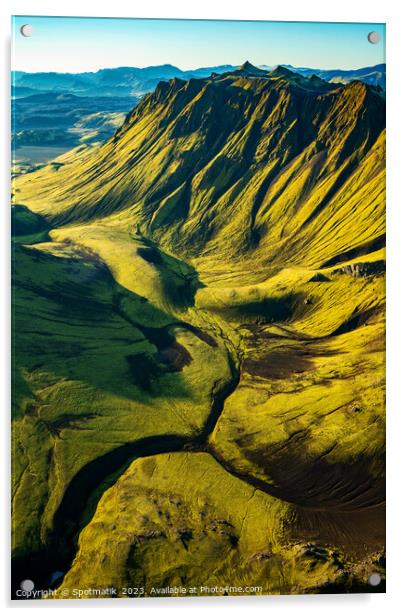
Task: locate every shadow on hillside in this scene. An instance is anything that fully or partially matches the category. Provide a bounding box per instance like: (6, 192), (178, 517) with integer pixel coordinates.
(13, 240), (214, 409)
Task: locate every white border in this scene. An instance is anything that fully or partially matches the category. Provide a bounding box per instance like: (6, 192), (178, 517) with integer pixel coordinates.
(1, 1), (401, 613)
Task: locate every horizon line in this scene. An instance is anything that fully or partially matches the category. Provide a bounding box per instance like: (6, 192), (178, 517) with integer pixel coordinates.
(12, 60), (386, 76)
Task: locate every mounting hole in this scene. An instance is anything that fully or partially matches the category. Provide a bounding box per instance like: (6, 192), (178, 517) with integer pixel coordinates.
(20, 579), (34, 592)
(368, 572), (381, 586)
(20, 24), (33, 37)
(368, 31), (381, 44)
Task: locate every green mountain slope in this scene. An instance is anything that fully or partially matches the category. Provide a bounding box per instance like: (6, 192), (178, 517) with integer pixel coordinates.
(12, 64), (385, 596)
(14, 64), (384, 270)
(57, 452), (375, 597)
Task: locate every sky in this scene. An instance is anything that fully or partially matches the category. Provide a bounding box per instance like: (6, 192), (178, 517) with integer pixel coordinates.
(12, 16), (386, 73)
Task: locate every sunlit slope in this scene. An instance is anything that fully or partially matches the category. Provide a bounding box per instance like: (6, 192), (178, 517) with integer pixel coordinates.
(209, 266), (385, 508)
(14, 65), (385, 269)
(56, 452), (379, 597)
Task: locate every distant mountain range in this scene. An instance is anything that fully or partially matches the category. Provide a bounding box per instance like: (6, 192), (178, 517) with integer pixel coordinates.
(282, 63), (385, 89)
(12, 62), (385, 98)
(12, 64), (236, 98)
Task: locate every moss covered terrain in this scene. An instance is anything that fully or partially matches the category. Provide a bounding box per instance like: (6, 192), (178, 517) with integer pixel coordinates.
(12, 64), (385, 597)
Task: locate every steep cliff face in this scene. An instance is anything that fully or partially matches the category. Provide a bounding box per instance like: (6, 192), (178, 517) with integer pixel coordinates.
(14, 64), (385, 267)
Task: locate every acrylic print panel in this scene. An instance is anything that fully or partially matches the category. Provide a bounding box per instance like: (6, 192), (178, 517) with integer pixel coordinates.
(11, 16), (386, 600)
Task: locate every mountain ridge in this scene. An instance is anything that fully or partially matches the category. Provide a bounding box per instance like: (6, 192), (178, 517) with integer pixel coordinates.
(14, 64), (385, 271)
(12, 62), (386, 98)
